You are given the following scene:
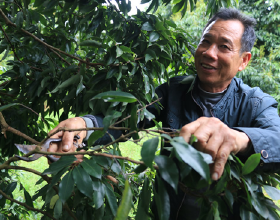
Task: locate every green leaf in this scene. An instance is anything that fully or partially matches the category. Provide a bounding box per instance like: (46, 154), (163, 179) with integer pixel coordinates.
(242, 153), (261, 175)
(172, 0), (185, 13)
(240, 206), (259, 220)
(212, 201), (221, 220)
(93, 184), (105, 209)
(144, 109), (155, 120)
(225, 189), (234, 210)
(171, 137), (210, 181)
(59, 171), (75, 204)
(51, 75), (80, 93)
(0, 103), (20, 112)
(50, 195), (59, 209)
(81, 158), (102, 179)
(32, 185), (49, 201)
(16, 11), (24, 28)
(115, 180), (133, 220)
(24, 189), (33, 208)
(0, 45), (9, 62)
(251, 192), (269, 219)
(88, 130), (105, 146)
(19, 63), (30, 77)
(119, 45), (133, 54)
(130, 104), (139, 140)
(72, 166), (93, 198)
(213, 172), (227, 194)
(141, 137), (159, 168)
(149, 32), (160, 42)
(135, 178), (151, 220)
(76, 75), (85, 96)
(133, 164), (147, 174)
(143, 74), (150, 94)
(48, 167), (68, 190)
(42, 156), (76, 175)
(154, 155), (179, 192)
(54, 198), (62, 219)
(116, 46), (123, 58)
(105, 184), (118, 216)
(80, 40), (102, 47)
(145, 48), (156, 62)
(263, 185), (280, 200)
(154, 176), (170, 220)
(142, 21), (154, 31)
(92, 91), (137, 103)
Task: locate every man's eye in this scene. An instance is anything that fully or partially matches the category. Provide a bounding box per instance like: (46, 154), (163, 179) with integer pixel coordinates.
(221, 45), (230, 50)
(202, 39), (210, 44)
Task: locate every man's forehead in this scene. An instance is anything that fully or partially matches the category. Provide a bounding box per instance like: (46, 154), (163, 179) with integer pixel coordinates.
(201, 19), (244, 44)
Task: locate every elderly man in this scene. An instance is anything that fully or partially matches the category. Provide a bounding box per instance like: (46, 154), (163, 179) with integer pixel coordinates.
(48, 8), (280, 219)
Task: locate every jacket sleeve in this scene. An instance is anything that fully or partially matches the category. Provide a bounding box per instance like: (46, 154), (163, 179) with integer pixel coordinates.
(81, 114), (123, 146)
(234, 95), (280, 172)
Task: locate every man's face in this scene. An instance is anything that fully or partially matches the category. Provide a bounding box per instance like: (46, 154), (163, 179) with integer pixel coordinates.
(194, 19), (251, 92)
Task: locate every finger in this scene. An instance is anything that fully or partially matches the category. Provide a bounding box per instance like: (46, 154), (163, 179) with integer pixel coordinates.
(212, 146), (231, 180)
(201, 130), (223, 160)
(180, 120), (202, 143)
(48, 121), (66, 138)
(48, 141), (59, 153)
(61, 131), (76, 152)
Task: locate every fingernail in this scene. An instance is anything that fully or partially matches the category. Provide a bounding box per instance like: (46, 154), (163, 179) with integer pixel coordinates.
(212, 172), (218, 181)
(62, 145), (70, 151)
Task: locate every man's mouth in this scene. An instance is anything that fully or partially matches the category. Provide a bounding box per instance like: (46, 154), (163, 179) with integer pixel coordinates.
(201, 64), (216, 69)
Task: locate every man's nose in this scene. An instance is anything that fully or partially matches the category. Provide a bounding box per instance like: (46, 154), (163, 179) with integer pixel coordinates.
(202, 44), (218, 60)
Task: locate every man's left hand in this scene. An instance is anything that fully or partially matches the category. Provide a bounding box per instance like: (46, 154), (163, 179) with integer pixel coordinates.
(179, 117), (250, 181)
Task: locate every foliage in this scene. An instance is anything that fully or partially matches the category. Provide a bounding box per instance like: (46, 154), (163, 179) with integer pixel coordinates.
(237, 0), (280, 109)
(1, 0), (280, 220)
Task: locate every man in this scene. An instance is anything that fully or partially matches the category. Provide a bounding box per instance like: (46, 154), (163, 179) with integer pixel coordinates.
(48, 8), (280, 219)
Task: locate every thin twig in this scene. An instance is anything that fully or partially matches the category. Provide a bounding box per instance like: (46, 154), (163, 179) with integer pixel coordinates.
(0, 8), (104, 68)
(0, 23), (21, 61)
(8, 148), (158, 169)
(49, 48), (71, 65)
(19, 104), (45, 124)
(0, 189), (56, 220)
(0, 112), (39, 144)
(0, 80), (10, 87)
(113, 97), (162, 126)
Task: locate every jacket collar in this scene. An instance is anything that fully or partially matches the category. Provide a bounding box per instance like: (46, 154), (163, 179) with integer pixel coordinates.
(187, 75), (238, 117)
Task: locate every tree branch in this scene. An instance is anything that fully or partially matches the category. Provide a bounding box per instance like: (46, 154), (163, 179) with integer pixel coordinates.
(0, 8), (104, 68)
(0, 80), (10, 87)
(0, 189), (57, 220)
(0, 112), (39, 144)
(9, 147), (158, 169)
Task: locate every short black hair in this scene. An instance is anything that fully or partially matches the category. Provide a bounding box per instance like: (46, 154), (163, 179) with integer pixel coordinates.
(203, 8), (256, 54)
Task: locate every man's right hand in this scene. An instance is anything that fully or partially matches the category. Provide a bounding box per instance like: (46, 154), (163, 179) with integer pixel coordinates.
(47, 117), (87, 162)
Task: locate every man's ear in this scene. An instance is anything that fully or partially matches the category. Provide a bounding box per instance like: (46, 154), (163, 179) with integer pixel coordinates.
(238, 52), (252, 71)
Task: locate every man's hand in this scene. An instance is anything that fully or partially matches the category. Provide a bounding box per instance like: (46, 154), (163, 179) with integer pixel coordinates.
(48, 117), (87, 162)
(180, 117), (250, 181)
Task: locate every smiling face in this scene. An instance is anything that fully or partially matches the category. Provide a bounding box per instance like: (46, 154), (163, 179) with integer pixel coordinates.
(194, 19), (251, 93)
